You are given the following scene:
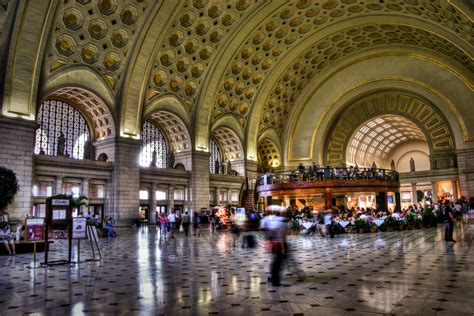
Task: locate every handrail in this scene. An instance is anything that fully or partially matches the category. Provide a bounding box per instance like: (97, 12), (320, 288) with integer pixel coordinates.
(257, 166), (399, 186)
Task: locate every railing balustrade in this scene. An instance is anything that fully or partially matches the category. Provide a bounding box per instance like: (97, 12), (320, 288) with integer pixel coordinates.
(257, 166), (399, 186)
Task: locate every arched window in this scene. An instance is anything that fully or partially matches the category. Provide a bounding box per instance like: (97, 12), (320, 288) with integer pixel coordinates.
(209, 138), (221, 174)
(35, 100), (91, 159)
(140, 121), (168, 168)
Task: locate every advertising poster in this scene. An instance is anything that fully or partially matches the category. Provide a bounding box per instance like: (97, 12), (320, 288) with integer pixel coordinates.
(26, 218), (45, 241)
(72, 217), (87, 239)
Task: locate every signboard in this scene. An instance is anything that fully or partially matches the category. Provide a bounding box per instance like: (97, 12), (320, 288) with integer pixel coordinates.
(72, 217), (87, 239)
(52, 209), (67, 220)
(26, 218), (45, 241)
(52, 199), (70, 206)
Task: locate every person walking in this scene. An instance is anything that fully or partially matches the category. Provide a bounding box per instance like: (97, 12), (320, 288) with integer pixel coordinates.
(159, 212), (168, 239)
(193, 212), (201, 236)
(443, 201), (456, 242)
(182, 211), (191, 236)
(167, 210), (176, 239)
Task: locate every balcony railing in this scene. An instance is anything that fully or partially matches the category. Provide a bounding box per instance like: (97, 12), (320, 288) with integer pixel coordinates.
(257, 166), (399, 186)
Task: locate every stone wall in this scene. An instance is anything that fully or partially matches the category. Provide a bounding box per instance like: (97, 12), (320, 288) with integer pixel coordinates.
(191, 151), (210, 213)
(0, 116), (36, 220)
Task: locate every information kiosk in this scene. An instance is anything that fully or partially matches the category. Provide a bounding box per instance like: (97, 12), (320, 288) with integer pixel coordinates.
(43, 195), (73, 266)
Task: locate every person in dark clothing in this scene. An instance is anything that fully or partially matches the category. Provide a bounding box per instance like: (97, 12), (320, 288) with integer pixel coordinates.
(182, 211), (190, 236)
(443, 202), (456, 242)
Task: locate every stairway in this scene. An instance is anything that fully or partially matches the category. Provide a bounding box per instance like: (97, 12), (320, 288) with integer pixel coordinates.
(241, 189), (254, 212)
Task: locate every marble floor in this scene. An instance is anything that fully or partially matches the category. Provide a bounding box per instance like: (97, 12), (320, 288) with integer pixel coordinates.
(0, 224), (473, 316)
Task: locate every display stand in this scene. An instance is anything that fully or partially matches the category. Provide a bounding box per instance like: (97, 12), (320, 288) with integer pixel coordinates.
(42, 195), (75, 266)
(82, 224), (102, 262)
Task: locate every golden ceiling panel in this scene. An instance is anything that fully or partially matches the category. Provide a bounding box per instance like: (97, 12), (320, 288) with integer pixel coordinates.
(258, 138), (281, 170)
(146, 0), (257, 110)
(45, 0), (151, 90)
(150, 111), (191, 153)
(209, 0), (471, 132)
(259, 23), (473, 137)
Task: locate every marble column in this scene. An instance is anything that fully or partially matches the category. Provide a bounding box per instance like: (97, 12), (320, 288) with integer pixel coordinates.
(82, 178), (89, 197)
(411, 183), (417, 205)
(168, 184), (175, 213)
(431, 181), (438, 204)
(150, 183), (157, 224)
(191, 151), (210, 213)
(55, 177), (63, 195)
(108, 138), (141, 226)
(227, 188), (232, 206)
(214, 187), (220, 206)
(452, 180), (458, 202)
(325, 192), (332, 210)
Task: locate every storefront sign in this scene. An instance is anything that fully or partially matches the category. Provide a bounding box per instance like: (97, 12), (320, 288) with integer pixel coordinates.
(72, 217), (87, 239)
(26, 218), (45, 241)
(52, 199), (70, 206)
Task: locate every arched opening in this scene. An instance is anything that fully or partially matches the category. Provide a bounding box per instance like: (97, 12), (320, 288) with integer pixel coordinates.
(258, 138), (281, 173)
(209, 138), (222, 174)
(139, 121), (169, 168)
(35, 99), (91, 159)
(346, 115), (429, 172)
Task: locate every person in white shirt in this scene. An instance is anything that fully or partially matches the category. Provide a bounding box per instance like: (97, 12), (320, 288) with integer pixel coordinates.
(167, 211), (176, 239)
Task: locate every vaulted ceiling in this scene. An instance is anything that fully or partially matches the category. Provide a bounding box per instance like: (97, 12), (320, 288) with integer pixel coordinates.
(1, 0), (473, 166)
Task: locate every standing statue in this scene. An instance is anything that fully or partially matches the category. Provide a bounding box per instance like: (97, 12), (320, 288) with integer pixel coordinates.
(390, 159), (396, 171)
(371, 161), (377, 170)
(410, 157), (415, 172)
(449, 155), (456, 168)
(214, 159), (220, 174)
(150, 149), (157, 167)
(227, 160), (232, 175)
(168, 150), (175, 168)
(219, 161), (224, 174)
(83, 140), (94, 160)
(57, 132), (66, 156)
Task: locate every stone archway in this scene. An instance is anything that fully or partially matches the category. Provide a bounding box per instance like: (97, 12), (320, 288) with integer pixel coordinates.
(326, 91), (455, 166)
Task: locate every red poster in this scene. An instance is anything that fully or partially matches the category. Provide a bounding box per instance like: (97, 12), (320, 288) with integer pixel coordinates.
(26, 218), (45, 241)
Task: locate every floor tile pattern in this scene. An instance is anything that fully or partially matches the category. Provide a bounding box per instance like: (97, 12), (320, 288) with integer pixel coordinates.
(0, 225), (473, 315)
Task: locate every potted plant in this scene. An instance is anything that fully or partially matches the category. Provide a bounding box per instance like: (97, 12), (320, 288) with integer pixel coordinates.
(406, 213), (416, 230)
(354, 218), (367, 233)
(422, 208), (437, 228)
(0, 166), (20, 218)
(369, 224), (378, 233)
(384, 215), (397, 232)
(72, 195), (88, 215)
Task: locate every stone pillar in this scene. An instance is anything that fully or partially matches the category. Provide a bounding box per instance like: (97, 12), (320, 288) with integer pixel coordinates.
(82, 178), (89, 197)
(227, 188), (232, 206)
(108, 138), (141, 226)
(395, 192), (401, 212)
(168, 184), (174, 213)
(455, 148), (474, 199)
(325, 192), (332, 210)
(452, 180), (458, 202)
(150, 182), (157, 224)
(55, 177), (63, 195)
(431, 181), (438, 204)
(0, 117), (37, 220)
(191, 151), (210, 213)
(214, 186), (220, 206)
(376, 192), (388, 211)
(411, 183), (417, 205)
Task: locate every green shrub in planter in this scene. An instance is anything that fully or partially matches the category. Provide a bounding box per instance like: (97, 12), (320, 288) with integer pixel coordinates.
(422, 208), (437, 227)
(0, 166), (20, 212)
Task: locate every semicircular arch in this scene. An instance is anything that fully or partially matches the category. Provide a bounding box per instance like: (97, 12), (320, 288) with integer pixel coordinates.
(325, 91), (455, 166)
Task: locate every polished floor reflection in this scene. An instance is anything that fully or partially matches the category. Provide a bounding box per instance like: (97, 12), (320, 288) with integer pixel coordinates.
(0, 225), (473, 315)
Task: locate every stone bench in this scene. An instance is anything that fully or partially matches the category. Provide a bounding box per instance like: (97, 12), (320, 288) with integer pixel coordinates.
(0, 240), (47, 256)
